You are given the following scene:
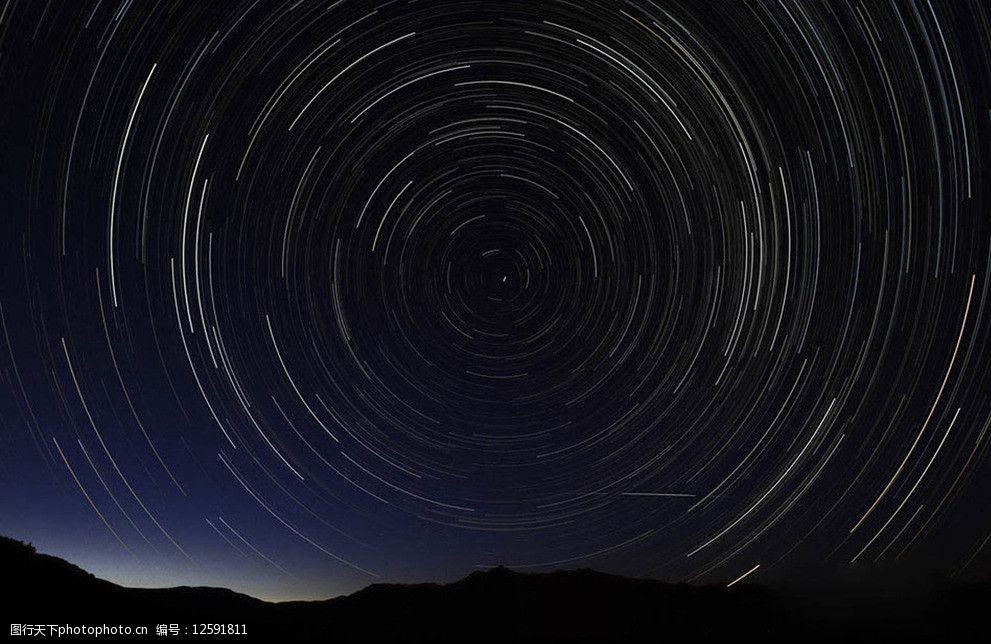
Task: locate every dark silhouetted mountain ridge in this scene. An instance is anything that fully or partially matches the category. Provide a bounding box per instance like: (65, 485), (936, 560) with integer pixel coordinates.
(2, 536), (984, 641)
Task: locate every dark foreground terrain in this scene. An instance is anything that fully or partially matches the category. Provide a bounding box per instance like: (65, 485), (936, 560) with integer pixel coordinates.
(2, 536), (985, 641)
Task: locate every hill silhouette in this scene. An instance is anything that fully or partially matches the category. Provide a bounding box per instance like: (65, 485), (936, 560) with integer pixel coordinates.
(2, 536), (984, 641)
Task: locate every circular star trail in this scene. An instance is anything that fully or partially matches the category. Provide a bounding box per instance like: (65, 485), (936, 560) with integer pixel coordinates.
(1, 0), (990, 595)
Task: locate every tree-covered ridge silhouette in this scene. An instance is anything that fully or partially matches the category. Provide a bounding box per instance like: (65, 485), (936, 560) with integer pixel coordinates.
(2, 535), (985, 642)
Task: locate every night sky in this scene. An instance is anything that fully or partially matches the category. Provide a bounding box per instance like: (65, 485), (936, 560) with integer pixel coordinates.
(1, 0), (990, 602)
